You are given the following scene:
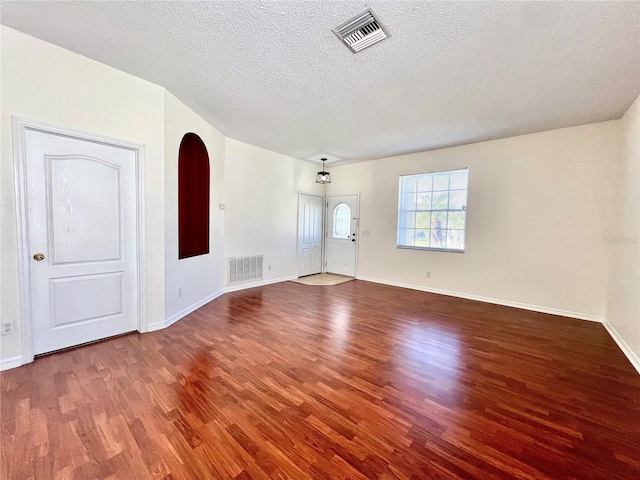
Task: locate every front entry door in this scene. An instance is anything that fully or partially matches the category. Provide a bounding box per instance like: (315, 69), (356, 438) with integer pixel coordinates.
(297, 194), (324, 277)
(24, 128), (139, 355)
(326, 195), (358, 277)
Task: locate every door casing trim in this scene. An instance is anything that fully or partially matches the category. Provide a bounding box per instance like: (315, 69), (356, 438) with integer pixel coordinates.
(11, 117), (147, 365)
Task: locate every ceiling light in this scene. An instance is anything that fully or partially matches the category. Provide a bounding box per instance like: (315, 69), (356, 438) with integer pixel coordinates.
(316, 158), (331, 184)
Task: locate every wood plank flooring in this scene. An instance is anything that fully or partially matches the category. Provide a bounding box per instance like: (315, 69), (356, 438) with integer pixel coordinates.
(2, 280), (639, 479)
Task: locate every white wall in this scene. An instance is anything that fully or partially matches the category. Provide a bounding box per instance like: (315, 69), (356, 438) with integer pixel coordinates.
(0, 26), (166, 364)
(164, 91), (225, 324)
(606, 94), (640, 364)
(328, 121), (620, 320)
(0, 26), (325, 368)
(1, 26), (636, 373)
(224, 139), (323, 286)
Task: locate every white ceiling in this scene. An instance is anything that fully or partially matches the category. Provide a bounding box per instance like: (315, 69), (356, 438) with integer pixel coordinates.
(2, 1), (639, 164)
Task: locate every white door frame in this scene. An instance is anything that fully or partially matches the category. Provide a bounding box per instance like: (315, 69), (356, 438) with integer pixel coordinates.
(296, 192), (326, 276)
(324, 193), (360, 277)
(12, 117), (147, 364)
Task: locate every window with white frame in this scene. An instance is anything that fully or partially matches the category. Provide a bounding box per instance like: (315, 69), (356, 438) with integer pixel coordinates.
(397, 168), (468, 252)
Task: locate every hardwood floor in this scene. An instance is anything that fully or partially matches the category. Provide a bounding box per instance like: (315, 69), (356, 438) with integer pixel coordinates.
(2, 280), (639, 479)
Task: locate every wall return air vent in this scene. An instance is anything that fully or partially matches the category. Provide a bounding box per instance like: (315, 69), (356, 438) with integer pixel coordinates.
(228, 255), (263, 285)
(333, 8), (389, 53)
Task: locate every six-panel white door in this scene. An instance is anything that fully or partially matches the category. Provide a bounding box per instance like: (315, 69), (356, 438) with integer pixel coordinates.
(25, 129), (138, 355)
(298, 194), (324, 277)
(325, 195), (358, 277)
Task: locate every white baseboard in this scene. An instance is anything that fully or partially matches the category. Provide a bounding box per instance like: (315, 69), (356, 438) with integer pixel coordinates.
(147, 277), (296, 334)
(145, 321), (167, 332)
(0, 356), (24, 371)
(9, 275), (636, 376)
(355, 275), (606, 323)
(356, 275), (640, 375)
(1, 278), (293, 369)
(603, 320), (640, 374)
(148, 289), (226, 333)
(224, 275), (297, 293)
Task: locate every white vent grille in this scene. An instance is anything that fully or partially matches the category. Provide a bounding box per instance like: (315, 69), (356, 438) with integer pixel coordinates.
(228, 255), (263, 285)
(333, 8), (389, 53)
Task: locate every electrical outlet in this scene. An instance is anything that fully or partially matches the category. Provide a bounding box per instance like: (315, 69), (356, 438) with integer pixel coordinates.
(426, 271), (431, 278)
(1, 321), (15, 335)
(177, 288), (182, 298)
(268, 265), (272, 271)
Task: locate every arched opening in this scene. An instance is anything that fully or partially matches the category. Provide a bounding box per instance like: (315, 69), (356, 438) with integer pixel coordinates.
(178, 133), (210, 259)
(332, 203), (351, 239)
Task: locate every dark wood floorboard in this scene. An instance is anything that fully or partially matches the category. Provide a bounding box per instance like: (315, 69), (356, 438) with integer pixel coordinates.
(2, 280), (639, 479)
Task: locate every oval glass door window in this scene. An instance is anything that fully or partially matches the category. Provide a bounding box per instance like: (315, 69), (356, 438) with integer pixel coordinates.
(333, 203), (351, 239)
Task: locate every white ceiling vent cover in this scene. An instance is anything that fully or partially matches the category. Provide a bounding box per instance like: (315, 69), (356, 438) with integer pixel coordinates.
(333, 8), (389, 53)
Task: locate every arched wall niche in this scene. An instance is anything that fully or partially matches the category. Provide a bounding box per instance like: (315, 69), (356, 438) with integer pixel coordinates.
(178, 133), (210, 259)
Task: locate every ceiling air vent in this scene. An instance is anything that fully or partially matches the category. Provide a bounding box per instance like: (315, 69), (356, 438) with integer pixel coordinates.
(333, 8), (389, 53)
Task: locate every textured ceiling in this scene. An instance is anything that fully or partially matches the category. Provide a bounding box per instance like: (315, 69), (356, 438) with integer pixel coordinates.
(2, 1), (639, 164)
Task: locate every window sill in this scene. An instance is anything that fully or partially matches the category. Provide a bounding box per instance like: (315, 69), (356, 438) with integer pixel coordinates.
(397, 245), (465, 253)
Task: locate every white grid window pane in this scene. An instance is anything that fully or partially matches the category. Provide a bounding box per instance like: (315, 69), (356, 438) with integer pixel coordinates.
(402, 175), (418, 192)
(398, 228), (415, 246)
(447, 211), (466, 230)
(400, 193), (417, 210)
(433, 172), (449, 190)
(450, 170), (468, 190)
(415, 229), (430, 247)
(397, 168), (468, 252)
(417, 174), (432, 192)
(432, 191), (449, 210)
(449, 190), (467, 210)
(399, 212), (416, 229)
(416, 212), (431, 228)
(446, 230), (465, 250)
(416, 192), (432, 210)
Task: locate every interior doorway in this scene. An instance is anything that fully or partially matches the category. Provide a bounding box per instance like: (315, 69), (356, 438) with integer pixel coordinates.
(297, 193), (324, 277)
(13, 118), (144, 362)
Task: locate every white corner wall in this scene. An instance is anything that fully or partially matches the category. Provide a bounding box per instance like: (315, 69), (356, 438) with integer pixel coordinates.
(223, 139), (323, 287)
(163, 91), (226, 326)
(606, 94), (640, 368)
(328, 121), (620, 320)
(0, 26), (166, 367)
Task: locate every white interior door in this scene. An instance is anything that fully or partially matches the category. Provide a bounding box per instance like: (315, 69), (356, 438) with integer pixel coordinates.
(326, 194), (358, 277)
(25, 129), (139, 355)
(298, 193), (323, 277)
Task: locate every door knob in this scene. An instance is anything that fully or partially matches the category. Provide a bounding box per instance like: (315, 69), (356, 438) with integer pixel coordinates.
(33, 253), (45, 261)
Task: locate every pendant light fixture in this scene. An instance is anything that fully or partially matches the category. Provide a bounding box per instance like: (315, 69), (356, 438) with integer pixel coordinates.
(316, 158), (331, 184)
